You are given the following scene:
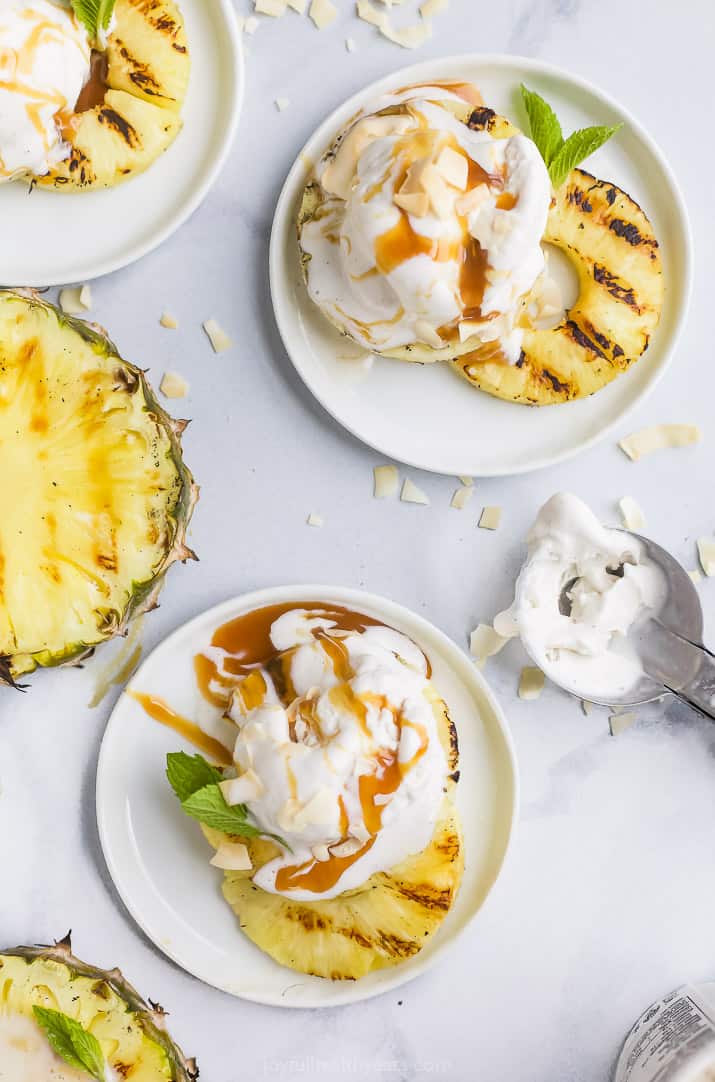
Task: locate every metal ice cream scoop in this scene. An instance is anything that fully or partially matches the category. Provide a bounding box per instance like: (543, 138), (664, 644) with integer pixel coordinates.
(562, 531), (715, 719)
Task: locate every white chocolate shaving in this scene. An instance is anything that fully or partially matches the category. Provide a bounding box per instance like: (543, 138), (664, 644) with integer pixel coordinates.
(203, 318), (232, 353)
(309, 0), (337, 28)
(697, 538), (715, 576)
(518, 666), (545, 701)
(479, 506), (502, 530)
(374, 464), (399, 498)
(307, 512), (324, 527)
(618, 424), (701, 461)
(451, 486), (474, 510)
(618, 496), (646, 531)
(159, 371), (189, 399)
(401, 478), (430, 505)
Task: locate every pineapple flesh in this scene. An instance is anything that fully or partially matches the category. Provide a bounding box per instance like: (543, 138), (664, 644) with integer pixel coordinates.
(0, 290), (197, 684)
(204, 697), (463, 981)
(0, 935), (197, 1080)
(38, 0), (189, 191)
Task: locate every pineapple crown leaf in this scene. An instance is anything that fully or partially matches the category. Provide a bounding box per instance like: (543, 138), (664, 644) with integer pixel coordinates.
(70, 0), (115, 41)
(33, 1007), (105, 1082)
(520, 84), (623, 190)
(166, 752), (289, 849)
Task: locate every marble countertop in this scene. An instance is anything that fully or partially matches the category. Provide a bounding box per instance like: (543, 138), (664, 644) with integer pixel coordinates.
(2, 1), (715, 1079)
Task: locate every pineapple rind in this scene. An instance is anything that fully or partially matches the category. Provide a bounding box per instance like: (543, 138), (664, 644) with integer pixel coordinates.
(0, 935), (197, 1080)
(0, 290), (197, 682)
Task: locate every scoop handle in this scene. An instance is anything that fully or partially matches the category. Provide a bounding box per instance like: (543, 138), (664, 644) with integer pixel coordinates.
(665, 640), (715, 722)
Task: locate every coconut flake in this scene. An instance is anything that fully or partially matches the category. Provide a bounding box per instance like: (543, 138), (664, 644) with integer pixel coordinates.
(420, 0), (448, 15)
(479, 506), (502, 530)
(244, 15), (260, 32)
(159, 311), (178, 329)
(435, 145), (468, 190)
(519, 666), (544, 700)
(356, 0), (387, 27)
(287, 0), (306, 9)
(254, 0), (286, 14)
(394, 190), (430, 217)
(345, 35), (357, 50)
(203, 318), (232, 353)
(275, 97), (291, 111)
(469, 624), (507, 668)
(159, 371), (189, 399)
(618, 424), (702, 461)
(210, 840), (252, 871)
(380, 18), (432, 47)
(609, 711), (637, 736)
(413, 319), (442, 347)
(309, 0), (337, 28)
(619, 496), (646, 531)
(689, 568), (703, 584)
(455, 183), (489, 216)
(307, 512), (324, 527)
(59, 285), (91, 314)
(220, 770), (264, 805)
(581, 700), (593, 716)
(697, 538), (715, 576)
(458, 475), (473, 486)
(451, 486), (474, 510)
(458, 319), (483, 343)
(373, 464), (399, 498)
(401, 478), (430, 505)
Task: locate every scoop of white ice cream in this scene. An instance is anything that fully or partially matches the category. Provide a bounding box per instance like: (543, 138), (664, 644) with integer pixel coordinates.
(495, 493), (665, 701)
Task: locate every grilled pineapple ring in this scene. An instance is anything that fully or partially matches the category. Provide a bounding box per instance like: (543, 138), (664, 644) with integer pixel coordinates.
(453, 166), (664, 404)
(205, 698), (463, 980)
(38, 0), (189, 191)
(0, 290), (197, 685)
(0, 935), (197, 1079)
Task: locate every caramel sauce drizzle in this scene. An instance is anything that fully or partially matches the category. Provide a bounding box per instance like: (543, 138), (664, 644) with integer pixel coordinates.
(128, 690), (232, 766)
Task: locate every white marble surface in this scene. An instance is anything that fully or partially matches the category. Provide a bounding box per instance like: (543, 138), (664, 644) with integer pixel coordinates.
(2, 1), (715, 1079)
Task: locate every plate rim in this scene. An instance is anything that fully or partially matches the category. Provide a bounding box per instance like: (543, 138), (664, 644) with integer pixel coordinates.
(96, 583), (519, 1008)
(268, 51), (693, 478)
(5, 0), (244, 287)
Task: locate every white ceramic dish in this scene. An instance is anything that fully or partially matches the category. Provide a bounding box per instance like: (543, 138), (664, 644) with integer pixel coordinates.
(96, 585), (518, 1008)
(0, 0), (243, 287)
(269, 54), (692, 477)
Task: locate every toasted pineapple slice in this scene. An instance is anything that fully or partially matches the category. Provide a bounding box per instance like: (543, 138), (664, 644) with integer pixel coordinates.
(0, 290), (196, 684)
(38, 0), (189, 191)
(204, 696), (463, 980)
(0, 935), (197, 1079)
(453, 167), (664, 404)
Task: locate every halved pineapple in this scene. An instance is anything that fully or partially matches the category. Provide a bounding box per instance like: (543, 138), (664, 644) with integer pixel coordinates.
(204, 697), (463, 980)
(453, 166), (664, 404)
(0, 290), (197, 685)
(0, 934), (197, 1080)
(38, 0), (189, 191)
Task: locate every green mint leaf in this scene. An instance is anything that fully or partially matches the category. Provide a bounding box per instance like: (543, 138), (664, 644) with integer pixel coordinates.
(181, 783), (289, 849)
(181, 784), (263, 837)
(548, 123), (623, 189)
(166, 751), (223, 804)
(70, 0), (115, 40)
(33, 1007), (105, 1082)
(520, 84), (563, 167)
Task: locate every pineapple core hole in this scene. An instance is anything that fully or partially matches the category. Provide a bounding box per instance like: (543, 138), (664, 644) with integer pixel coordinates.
(537, 242), (579, 327)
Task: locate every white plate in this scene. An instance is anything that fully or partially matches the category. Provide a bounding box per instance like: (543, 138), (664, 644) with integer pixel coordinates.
(269, 54), (692, 477)
(96, 585), (517, 1008)
(0, 0), (243, 287)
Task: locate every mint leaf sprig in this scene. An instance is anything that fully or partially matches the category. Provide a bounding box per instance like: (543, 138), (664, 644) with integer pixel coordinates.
(33, 1007), (105, 1082)
(166, 751), (288, 848)
(520, 84), (623, 190)
(70, 0), (115, 44)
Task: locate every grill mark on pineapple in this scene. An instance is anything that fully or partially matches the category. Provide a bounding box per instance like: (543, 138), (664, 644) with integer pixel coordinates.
(375, 931), (420, 959)
(567, 187), (593, 213)
(608, 217), (658, 250)
(467, 106), (497, 131)
(392, 881), (453, 911)
(115, 42), (166, 99)
(98, 107), (140, 148)
(564, 320), (607, 360)
(592, 264), (640, 310)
